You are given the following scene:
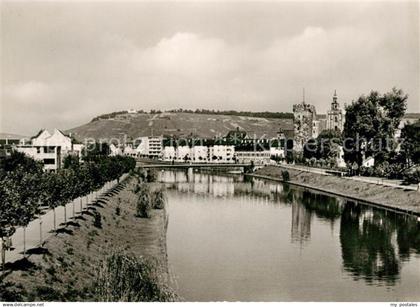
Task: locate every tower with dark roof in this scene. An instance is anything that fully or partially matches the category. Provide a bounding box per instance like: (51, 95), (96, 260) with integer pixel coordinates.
(293, 89), (317, 151)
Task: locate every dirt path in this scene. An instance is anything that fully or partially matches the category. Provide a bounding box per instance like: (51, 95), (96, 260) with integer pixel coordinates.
(0, 176), (171, 301)
(3, 180), (119, 266)
(254, 166), (420, 216)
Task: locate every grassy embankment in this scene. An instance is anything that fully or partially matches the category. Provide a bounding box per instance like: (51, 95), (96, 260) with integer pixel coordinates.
(0, 175), (177, 301)
(253, 166), (420, 215)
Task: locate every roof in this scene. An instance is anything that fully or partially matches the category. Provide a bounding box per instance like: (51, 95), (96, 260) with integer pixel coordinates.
(30, 129), (47, 140)
(57, 129), (71, 138)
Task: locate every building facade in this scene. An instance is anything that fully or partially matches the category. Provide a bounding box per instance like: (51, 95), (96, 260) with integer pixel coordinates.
(191, 146), (209, 162)
(0, 133), (26, 158)
(136, 136), (163, 158)
(209, 145), (235, 163)
(16, 129), (83, 170)
(176, 145), (191, 162)
(235, 150), (271, 165)
(293, 99), (317, 152)
(162, 146), (176, 161)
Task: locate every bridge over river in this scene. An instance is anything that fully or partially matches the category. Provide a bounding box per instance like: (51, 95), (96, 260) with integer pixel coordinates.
(136, 162), (252, 170)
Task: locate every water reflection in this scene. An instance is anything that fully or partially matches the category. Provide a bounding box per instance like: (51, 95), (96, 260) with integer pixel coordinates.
(159, 170), (420, 289)
(287, 188), (420, 286)
(291, 201), (312, 244)
(339, 204), (400, 285)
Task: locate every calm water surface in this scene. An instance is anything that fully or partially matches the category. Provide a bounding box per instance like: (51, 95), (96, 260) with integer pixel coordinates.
(158, 170), (420, 301)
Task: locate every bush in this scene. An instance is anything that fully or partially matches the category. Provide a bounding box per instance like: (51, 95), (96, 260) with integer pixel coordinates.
(359, 166), (374, 177)
(151, 189), (166, 210)
(403, 167), (420, 185)
(281, 170), (290, 182)
(93, 251), (177, 302)
(386, 163), (405, 179)
(0, 282), (25, 301)
(93, 212), (102, 228)
(136, 188), (152, 218)
(146, 170), (157, 183)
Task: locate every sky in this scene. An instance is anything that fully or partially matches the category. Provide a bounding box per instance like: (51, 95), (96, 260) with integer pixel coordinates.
(1, 1), (419, 135)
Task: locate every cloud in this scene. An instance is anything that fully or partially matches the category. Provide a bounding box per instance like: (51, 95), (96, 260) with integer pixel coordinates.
(142, 33), (226, 76)
(261, 26), (381, 80)
(109, 25), (385, 90)
(5, 81), (53, 104)
(93, 25), (419, 117)
(114, 32), (243, 78)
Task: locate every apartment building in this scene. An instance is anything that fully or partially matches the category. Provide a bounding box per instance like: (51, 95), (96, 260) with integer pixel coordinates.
(162, 146), (176, 161)
(176, 145), (191, 162)
(209, 145), (235, 163)
(191, 146), (209, 163)
(235, 150), (271, 165)
(137, 136), (163, 158)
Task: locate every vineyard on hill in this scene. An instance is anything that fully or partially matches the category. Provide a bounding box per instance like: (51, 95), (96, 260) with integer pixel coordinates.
(68, 111), (294, 141)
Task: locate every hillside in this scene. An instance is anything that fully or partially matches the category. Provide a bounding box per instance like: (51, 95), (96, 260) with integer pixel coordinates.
(67, 112), (294, 141)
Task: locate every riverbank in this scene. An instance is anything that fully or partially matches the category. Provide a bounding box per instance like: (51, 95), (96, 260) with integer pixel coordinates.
(252, 166), (420, 216)
(0, 177), (175, 301)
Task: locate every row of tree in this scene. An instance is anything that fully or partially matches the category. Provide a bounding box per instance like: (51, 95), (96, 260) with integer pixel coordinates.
(0, 152), (136, 259)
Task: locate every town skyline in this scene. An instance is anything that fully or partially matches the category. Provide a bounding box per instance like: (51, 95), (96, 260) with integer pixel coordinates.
(2, 88), (419, 137)
(1, 1), (419, 135)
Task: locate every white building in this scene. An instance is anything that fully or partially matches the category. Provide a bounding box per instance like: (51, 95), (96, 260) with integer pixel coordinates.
(312, 120), (320, 138)
(235, 150), (271, 165)
(16, 128), (83, 170)
(109, 144), (123, 156)
(270, 147), (285, 159)
(176, 146), (191, 162)
(136, 136), (163, 158)
(123, 143), (138, 157)
(136, 137), (149, 157)
(209, 145), (235, 163)
(149, 136), (163, 158)
(191, 146), (209, 163)
(17, 145), (62, 170)
(162, 146), (176, 161)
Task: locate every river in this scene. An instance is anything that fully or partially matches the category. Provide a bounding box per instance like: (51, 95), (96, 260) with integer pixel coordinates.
(158, 170), (420, 302)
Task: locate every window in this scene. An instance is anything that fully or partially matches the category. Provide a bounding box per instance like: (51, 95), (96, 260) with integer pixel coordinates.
(45, 146), (56, 153)
(43, 158), (56, 165)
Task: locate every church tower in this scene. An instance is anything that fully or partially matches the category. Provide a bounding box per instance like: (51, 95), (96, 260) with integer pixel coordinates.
(293, 88), (317, 151)
(326, 90), (344, 132)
